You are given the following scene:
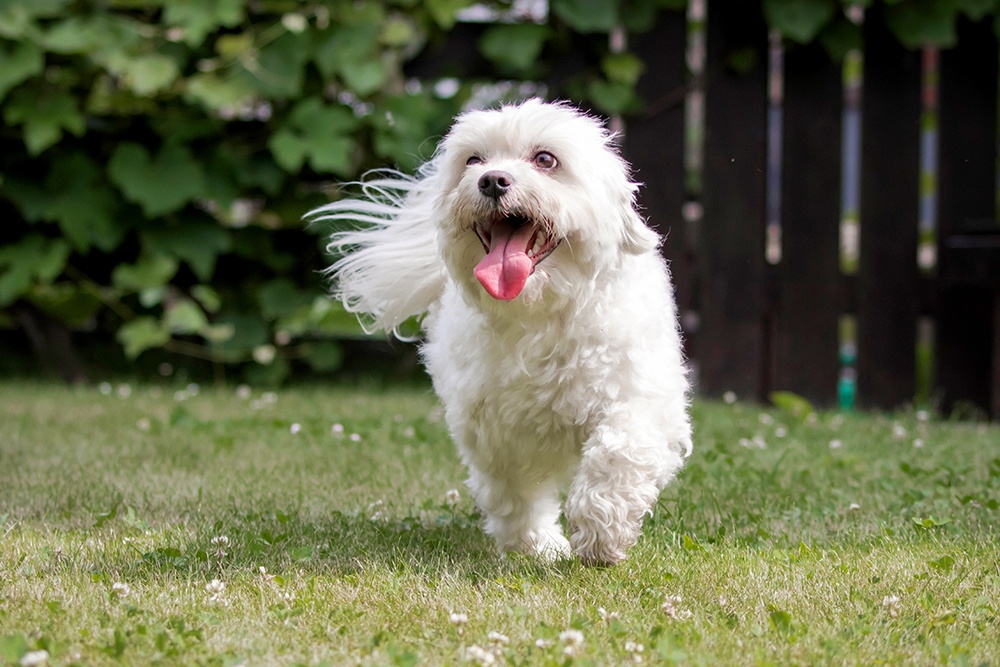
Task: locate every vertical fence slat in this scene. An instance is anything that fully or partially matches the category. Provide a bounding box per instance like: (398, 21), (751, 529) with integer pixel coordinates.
(699, 2), (768, 400)
(626, 12), (691, 350)
(935, 17), (999, 417)
(772, 44), (842, 405)
(858, 9), (921, 409)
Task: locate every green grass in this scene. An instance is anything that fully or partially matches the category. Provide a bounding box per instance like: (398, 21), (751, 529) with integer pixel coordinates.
(2, 381), (998, 666)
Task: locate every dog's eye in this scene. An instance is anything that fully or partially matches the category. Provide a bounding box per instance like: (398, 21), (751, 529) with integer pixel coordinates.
(533, 151), (557, 170)
(466, 155), (483, 167)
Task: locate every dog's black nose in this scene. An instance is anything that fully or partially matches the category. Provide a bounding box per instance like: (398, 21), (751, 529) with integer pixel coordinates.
(478, 170), (513, 200)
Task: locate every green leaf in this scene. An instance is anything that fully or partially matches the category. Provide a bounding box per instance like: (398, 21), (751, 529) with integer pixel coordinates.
(112, 254), (179, 292)
(185, 72), (258, 110)
(241, 30), (311, 99)
(0, 41), (43, 101)
(0, 235), (70, 306)
(140, 222), (231, 280)
(818, 17), (863, 61)
(3, 88), (86, 155)
(28, 283), (104, 327)
(552, 0), (619, 33)
(763, 0), (837, 44)
(769, 391), (816, 419)
(370, 93), (444, 171)
(108, 142), (206, 217)
(165, 299), (210, 334)
(117, 316), (171, 358)
(314, 18), (381, 79)
(163, 0), (246, 45)
(886, 1), (958, 49)
(587, 78), (639, 115)
(268, 97), (360, 175)
(956, 0), (995, 20)
(0, 0), (68, 38)
(425, 0), (476, 29)
(258, 279), (312, 319)
(478, 24), (548, 73)
(0, 633), (29, 661)
(44, 153), (124, 252)
(121, 53), (180, 96)
(602, 51), (645, 86)
(192, 285), (222, 313)
(928, 554), (955, 572)
(767, 605), (794, 637)
(302, 341), (344, 373)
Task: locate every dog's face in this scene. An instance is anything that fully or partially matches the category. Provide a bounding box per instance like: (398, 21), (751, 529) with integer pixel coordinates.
(433, 99), (658, 305)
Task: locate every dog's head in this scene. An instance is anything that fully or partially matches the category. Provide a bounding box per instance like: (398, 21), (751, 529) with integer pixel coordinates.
(432, 99), (659, 304)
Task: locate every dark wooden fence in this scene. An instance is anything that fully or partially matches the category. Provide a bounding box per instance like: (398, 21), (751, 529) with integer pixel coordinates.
(411, 4), (1000, 417)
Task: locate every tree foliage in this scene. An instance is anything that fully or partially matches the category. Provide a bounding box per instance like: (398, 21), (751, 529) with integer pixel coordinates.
(0, 0), (994, 381)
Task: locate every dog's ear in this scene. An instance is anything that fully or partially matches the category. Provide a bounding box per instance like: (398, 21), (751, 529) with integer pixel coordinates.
(620, 209), (660, 255)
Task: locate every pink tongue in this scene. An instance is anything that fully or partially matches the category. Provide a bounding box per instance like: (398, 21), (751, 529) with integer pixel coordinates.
(474, 220), (537, 300)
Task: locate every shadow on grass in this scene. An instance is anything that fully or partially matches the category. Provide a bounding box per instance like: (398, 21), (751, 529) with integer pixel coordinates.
(114, 505), (569, 584)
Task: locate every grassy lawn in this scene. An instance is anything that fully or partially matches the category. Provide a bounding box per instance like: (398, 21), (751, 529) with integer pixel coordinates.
(2, 381), (998, 666)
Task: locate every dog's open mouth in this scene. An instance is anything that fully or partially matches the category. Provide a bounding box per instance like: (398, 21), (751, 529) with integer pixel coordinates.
(473, 214), (560, 301)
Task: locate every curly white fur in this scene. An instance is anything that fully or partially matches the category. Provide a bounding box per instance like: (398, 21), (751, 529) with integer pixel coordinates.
(311, 99), (692, 565)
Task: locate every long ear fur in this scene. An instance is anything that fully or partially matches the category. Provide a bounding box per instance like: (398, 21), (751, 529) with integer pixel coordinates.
(309, 164), (446, 338)
(621, 208), (661, 255)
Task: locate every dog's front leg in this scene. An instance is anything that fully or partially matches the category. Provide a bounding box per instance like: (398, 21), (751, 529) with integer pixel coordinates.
(566, 421), (681, 566)
(465, 467), (571, 561)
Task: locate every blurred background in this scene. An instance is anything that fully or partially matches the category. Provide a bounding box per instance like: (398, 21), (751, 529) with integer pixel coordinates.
(1, 0), (997, 418)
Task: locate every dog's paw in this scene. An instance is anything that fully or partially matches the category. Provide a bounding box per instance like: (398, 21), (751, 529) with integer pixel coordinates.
(570, 529), (629, 567)
(532, 530), (572, 562)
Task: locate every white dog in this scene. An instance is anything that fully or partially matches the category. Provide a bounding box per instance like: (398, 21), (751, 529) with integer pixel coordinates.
(312, 99), (691, 565)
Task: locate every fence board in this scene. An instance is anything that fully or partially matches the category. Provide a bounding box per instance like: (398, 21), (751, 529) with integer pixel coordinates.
(772, 44), (842, 405)
(935, 16), (999, 417)
(857, 9), (921, 409)
(698, 1), (768, 400)
(626, 12), (691, 354)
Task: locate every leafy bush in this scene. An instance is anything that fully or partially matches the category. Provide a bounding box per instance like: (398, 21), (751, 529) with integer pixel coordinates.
(0, 0), (475, 382)
(1, 0), (988, 382)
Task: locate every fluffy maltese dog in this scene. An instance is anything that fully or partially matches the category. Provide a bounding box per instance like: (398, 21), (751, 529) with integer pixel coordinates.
(312, 99), (691, 565)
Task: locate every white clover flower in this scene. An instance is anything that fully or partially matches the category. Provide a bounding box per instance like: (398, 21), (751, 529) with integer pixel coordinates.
(349, 433), (362, 442)
(206, 578), (225, 602)
(829, 439), (843, 450)
(403, 426), (416, 438)
(236, 384), (252, 399)
(117, 384), (132, 398)
(916, 410), (930, 422)
(19, 650), (49, 667)
(112, 582), (130, 598)
(758, 413), (774, 425)
(534, 638), (554, 649)
(290, 423), (301, 435)
(449, 612), (468, 635)
(136, 418), (151, 431)
(891, 423), (907, 440)
(913, 438), (925, 448)
(597, 607), (619, 624)
(331, 423), (344, 435)
(445, 489), (461, 508)
(559, 629), (585, 656)
(882, 594), (902, 617)
(625, 641), (645, 663)
(661, 595), (692, 620)
(211, 535), (230, 558)
(464, 645), (496, 666)
(774, 426), (788, 438)
(487, 631), (509, 645)
(99, 382), (112, 395)
(723, 391), (737, 404)
(849, 502), (861, 511)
